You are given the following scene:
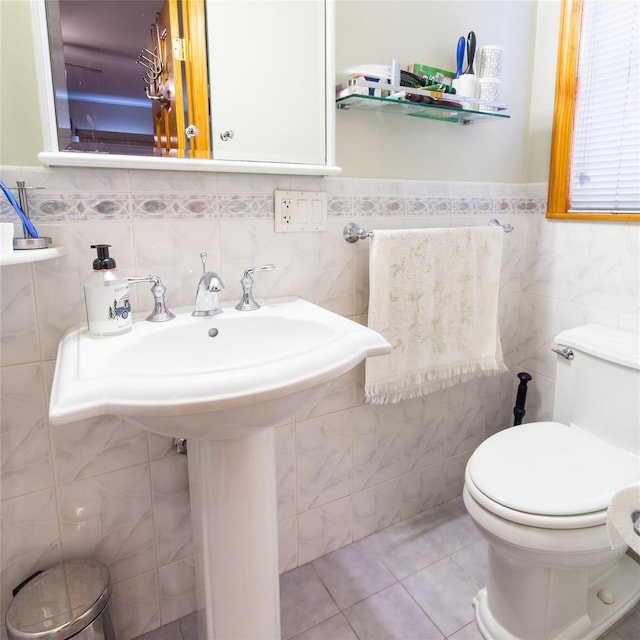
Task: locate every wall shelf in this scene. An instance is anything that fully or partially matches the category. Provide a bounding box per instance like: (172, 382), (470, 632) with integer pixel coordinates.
(336, 79), (510, 125)
(0, 245), (66, 266)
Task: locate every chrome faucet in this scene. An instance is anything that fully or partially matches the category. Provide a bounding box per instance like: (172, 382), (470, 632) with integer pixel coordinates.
(127, 275), (175, 322)
(235, 264), (275, 311)
(193, 252), (225, 316)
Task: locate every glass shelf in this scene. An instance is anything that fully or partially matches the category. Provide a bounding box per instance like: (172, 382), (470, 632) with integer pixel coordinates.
(336, 79), (510, 124)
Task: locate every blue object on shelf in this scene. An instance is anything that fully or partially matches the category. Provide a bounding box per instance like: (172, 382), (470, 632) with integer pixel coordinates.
(454, 36), (466, 78)
(364, 76), (378, 96)
(0, 181), (39, 239)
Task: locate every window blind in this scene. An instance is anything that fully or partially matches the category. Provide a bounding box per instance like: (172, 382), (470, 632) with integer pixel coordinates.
(570, 0), (639, 212)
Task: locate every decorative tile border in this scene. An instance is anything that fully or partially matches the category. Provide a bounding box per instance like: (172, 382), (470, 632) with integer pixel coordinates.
(50, 193), (131, 221)
(12, 194), (546, 224)
(327, 195), (353, 216)
(0, 173), (546, 224)
(218, 194), (273, 218)
(1, 193), (132, 222)
(132, 194), (218, 220)
(453, 197), (494, 215)
(353, 196), (406, 217)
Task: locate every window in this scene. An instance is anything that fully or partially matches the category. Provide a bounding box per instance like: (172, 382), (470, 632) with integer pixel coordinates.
(546, 0), (639, 221)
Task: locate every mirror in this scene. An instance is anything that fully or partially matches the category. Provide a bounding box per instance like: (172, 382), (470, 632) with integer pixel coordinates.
(33, 0), (338, 174)
(48, 0), (173, 156)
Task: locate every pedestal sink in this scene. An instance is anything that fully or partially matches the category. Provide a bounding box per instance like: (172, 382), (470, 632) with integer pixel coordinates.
(50, 297), (391, 639)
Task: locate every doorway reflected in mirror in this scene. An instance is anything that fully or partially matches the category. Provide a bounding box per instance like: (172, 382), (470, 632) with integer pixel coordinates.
(49, 0), (209, 157)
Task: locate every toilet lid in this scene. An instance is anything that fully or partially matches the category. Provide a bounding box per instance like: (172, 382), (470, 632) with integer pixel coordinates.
(468, 422), (640, 516)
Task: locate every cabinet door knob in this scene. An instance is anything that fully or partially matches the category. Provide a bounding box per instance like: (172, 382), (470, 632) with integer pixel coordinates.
(220, 129), (235, 141)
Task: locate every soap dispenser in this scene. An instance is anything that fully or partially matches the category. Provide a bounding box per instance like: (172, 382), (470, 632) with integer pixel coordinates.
(84, 244), (132, 337)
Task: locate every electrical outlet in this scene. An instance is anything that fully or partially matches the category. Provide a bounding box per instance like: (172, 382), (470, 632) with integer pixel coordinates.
(274, 190), (327, 232)
(280, 198), (294, 225)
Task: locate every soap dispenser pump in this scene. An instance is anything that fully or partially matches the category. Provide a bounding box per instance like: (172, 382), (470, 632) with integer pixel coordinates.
(84, 244), (132, 337)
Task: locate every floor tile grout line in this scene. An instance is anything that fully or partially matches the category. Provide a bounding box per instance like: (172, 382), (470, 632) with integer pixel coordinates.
(342, 611), (362, 640)
(287, 507), (486, 639)
(447, 548), (485, 591)
(309, 558), (398, 628)
(307, 547), (452, 640)
(394, 577), (449, 640)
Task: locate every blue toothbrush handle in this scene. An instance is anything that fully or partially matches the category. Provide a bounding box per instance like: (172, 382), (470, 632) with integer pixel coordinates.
(455, 36), (465, 79)
(0, 181), (39, 239)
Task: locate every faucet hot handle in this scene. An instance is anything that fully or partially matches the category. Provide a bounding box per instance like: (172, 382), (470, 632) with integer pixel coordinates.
(243, 264), (276, 279)
(236, 264), (276, 311)
(127, 274), (175, 322)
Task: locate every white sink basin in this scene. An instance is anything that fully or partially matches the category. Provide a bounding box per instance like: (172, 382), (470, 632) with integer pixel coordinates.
(50, 295), (390, 640)
(50, 296), (391, 438)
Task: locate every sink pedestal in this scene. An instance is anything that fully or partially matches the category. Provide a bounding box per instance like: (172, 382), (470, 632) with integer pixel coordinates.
(188, 428), (280, 639)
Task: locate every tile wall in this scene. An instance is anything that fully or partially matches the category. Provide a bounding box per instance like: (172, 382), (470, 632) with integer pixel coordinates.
(1, 167), (638, 640)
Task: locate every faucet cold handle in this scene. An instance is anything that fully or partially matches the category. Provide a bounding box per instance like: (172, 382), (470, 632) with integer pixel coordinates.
(243, 264), (276, 278)
(236, 264), (276, 311)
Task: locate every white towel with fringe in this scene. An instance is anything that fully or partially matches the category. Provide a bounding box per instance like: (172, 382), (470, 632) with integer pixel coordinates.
(365, 226), (507, 404)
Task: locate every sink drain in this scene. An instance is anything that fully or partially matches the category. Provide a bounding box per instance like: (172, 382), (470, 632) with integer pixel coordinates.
(208, 327), (219, 337)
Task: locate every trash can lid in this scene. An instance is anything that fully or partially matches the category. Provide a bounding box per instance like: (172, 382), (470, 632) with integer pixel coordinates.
(6, 559), (111, 640)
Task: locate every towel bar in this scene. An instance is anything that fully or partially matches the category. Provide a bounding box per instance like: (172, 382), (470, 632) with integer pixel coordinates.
(343, 219), (515, 243)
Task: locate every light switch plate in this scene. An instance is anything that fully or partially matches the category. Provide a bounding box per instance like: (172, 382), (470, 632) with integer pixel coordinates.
(274, 190), (328, 232)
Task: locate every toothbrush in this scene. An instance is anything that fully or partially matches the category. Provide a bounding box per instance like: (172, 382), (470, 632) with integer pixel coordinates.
(454, 36), (466, 79)
(0, 181), (39, 238)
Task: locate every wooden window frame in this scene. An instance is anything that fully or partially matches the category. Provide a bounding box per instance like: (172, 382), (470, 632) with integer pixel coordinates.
(546, 0), (640, 222)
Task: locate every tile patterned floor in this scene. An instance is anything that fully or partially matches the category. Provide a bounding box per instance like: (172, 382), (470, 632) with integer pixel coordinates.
(136, 497), (640, 640)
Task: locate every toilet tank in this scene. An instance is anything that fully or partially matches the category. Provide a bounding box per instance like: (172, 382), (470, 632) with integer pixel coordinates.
(552, 324), (640, 455)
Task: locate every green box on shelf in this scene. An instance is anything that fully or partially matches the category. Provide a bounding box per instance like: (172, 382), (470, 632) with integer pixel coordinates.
(408, 63), (455, 87)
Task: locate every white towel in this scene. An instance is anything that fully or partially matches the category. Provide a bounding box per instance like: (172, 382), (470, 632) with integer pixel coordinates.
(365, 226), (507, 404)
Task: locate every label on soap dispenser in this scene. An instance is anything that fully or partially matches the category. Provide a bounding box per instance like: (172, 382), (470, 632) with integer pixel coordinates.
(84, 280), (132, 336)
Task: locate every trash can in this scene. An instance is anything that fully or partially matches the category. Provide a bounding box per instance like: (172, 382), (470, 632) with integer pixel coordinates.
(5, 559), (117, 640)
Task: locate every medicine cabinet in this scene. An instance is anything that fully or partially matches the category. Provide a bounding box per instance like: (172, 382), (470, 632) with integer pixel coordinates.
(31, 0), (339, 175)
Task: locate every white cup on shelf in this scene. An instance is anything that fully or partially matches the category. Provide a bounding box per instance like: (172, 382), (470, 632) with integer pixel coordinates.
(0, 222), (14, 255)
(478, 45), (504, 79)
(478, 77), (501, 110)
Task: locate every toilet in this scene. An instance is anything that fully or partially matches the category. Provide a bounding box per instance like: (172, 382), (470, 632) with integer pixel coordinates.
(463, 324), (640, 640)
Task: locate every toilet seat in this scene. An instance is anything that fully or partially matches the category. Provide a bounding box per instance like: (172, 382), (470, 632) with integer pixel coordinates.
(467, 422), (640, 530)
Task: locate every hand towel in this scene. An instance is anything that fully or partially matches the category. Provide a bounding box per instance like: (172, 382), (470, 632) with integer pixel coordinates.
(365, 226), (507, 404)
